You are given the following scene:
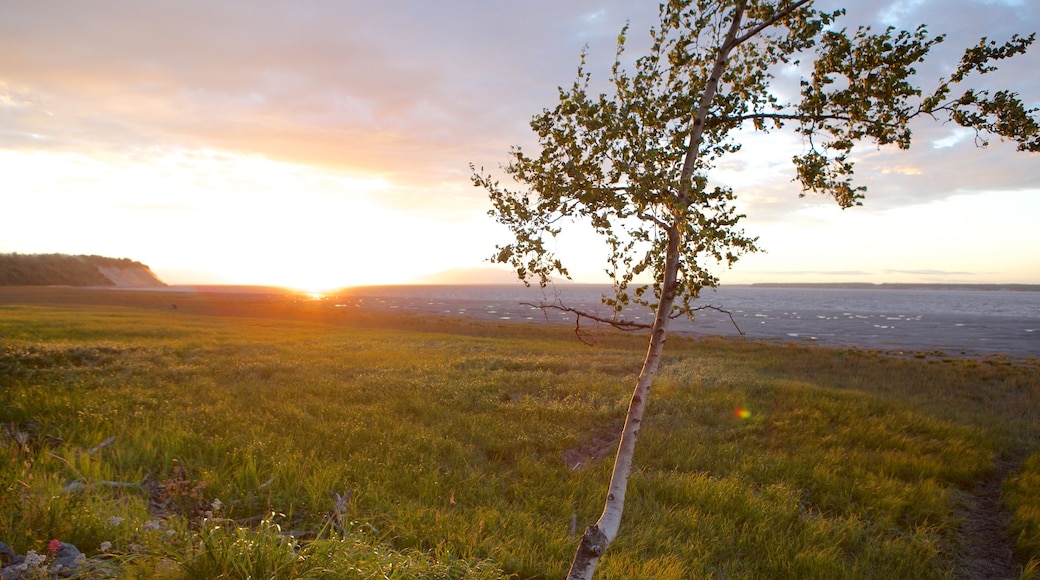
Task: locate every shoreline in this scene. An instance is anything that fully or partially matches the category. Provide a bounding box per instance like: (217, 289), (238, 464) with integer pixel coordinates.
(747, 282), (1040, 292)
(1, 285), (1037, 363)
(4, 280), (1040, 294)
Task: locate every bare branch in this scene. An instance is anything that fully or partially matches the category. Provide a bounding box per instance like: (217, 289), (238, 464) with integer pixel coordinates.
(88, 436), (116, 455)
(695, 304), (745, 336)
(666, 303), (745, 335)
(524, 299), (744, 344)
(62, 476), (149, 494)
(521, 301), (652, 331)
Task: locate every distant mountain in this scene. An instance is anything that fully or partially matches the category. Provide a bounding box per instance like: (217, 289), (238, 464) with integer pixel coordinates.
(409, 267), (525, 285)
(0, 253), (166, 287)
(408, 267), (584, 285)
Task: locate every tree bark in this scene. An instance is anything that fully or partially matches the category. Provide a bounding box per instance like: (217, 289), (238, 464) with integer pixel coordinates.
(566, 225), (681, 580)
(567, 6), (750, 577)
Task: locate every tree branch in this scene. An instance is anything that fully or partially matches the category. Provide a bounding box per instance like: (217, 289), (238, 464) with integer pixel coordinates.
(733, 0), (814, 46)
(714, 111), (856, 127)
(62, 475), (149, 494)
(523, 299), (745, 345)
(687, 304), (746, 336)
(679, 0), (747, 201)
(522, 300), (651, 345)
(636, 210), (670, 230)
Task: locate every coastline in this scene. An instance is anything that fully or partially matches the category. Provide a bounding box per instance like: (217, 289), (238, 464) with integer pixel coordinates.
(747, 282), (1040, 292)
(1, 284), (1037, 361)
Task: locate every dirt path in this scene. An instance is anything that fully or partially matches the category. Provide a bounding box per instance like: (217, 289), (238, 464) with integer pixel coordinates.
(562, 422), (623, 470)
(955, 455), (1024, 580)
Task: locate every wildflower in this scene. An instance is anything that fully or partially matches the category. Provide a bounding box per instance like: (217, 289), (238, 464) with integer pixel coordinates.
(48, 539), (62, 554)
(108, 516), (124, 526)
(143, 520), (161, 531)
(99, 541), (113, 552)
(211, 498), (222, 511)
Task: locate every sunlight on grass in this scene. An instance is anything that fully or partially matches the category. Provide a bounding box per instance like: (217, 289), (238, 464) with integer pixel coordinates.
(1, 299), (1039, 578)
(1007, 452), (1040, 571)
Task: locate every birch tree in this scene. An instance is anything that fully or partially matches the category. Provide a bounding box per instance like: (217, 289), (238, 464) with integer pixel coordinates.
(472, 1), (1038, 576)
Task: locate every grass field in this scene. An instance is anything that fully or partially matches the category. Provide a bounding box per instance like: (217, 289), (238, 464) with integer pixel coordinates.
(1, 287), (1039, 578)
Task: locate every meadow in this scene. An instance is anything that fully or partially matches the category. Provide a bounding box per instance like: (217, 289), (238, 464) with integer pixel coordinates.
(1, 287), (1039, 578)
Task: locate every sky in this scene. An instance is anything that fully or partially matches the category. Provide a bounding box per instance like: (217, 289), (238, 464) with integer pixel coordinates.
(1, 0), (1037, 291)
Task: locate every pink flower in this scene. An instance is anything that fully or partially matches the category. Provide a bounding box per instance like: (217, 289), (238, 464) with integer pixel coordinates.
(48, 539), (62, 554)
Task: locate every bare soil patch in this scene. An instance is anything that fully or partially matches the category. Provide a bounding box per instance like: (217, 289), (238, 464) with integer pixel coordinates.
(562, 421), (623, 470)
(955, 455), (1024, 579)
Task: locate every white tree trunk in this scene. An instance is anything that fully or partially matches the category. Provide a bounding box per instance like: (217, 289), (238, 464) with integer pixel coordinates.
(567, 6), (751, 577)
(566, 226), (681, 580)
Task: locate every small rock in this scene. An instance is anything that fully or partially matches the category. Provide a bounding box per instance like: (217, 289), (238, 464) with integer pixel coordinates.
(51, 542), (85, 577)
(0, 542), (85, 580)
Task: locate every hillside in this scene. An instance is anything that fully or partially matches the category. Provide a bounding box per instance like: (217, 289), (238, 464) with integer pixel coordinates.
(0, 253), (166, 287)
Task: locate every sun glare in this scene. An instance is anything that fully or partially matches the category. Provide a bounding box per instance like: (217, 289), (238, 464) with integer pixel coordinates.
(294, 290), (327, 300)
(282, 272), (355, 297)
(280, 276), (352, 297)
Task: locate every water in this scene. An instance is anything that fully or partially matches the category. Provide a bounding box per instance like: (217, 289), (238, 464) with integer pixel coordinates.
(332, 284), (1040, 358)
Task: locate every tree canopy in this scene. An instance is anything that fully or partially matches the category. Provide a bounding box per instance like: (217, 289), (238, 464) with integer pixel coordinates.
(474, 0), (1038, 323)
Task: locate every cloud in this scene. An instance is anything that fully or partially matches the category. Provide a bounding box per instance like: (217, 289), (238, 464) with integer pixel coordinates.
(0, 2), (653, 188)
(741, 270), (876, 277)
(884, 269), (976, 276)
(0, 0), (1035, 222)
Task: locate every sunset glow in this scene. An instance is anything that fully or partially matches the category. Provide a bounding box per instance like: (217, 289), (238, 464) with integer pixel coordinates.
(2, 1), (1038, 287)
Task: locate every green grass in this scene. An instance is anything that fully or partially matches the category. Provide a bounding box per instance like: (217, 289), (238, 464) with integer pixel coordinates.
(1007, 451), (1040, 577)
(2, 292), (1039, 578)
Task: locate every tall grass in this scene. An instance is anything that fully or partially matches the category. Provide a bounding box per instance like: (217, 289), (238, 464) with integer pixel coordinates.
(1007, 451), (1040, 576)
(1, 295), (1039, 578)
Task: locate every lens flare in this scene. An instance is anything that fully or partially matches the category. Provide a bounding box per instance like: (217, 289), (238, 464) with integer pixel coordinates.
(734, 407), (752, 419)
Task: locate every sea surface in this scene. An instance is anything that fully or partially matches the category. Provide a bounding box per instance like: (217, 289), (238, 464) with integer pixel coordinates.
(331, 284), (1040, 358)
